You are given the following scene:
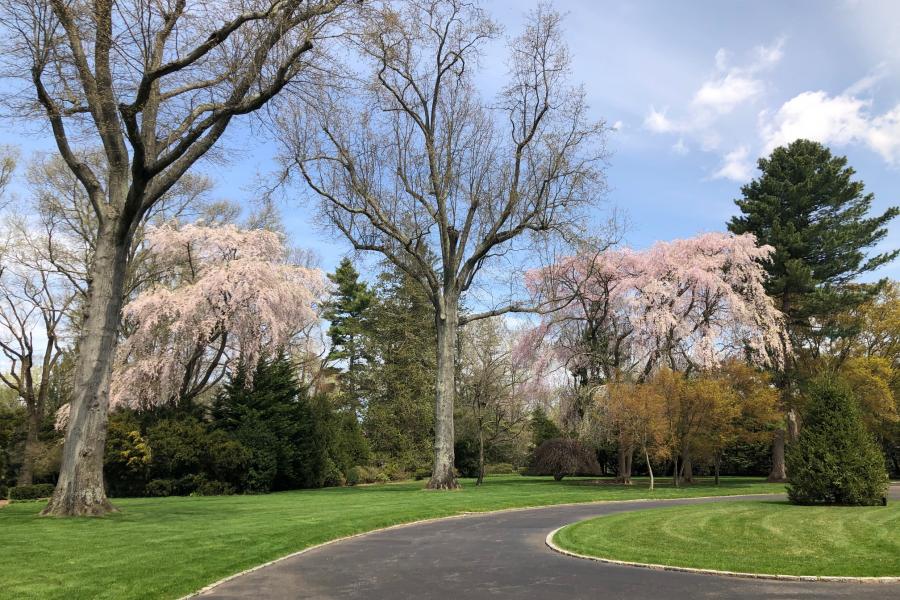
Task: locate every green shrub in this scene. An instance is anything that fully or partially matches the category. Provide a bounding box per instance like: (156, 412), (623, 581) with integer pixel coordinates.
(192, 479), (235, 496)
(786, 378), (889, 506)
(145, 479), (175, 497)
(454, 437), (480, 478)
(354, 465), (382, 484)
(484, 463), (517, 475)
(322, 457), (345, 487)
(8, 483), (55, 501)
(381, 462), (409, 481)
(413, 467), (431, 481)
(344, 466), (361, 486)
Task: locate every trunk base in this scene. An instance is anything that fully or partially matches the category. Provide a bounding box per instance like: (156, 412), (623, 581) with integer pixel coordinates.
(41, 488), (117, 517)
(426, 477), (461, 490)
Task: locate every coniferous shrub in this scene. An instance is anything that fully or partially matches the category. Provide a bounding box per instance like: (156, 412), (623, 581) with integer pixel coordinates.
(786, 378), (889, 506)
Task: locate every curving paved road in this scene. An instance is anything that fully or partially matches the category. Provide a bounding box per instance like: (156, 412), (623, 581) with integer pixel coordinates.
(199, 486), (900, 600)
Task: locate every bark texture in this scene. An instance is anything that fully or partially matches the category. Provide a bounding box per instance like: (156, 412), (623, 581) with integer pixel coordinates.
(767, 428), (788, 483)
(427, 301), (460, 490)
(42, 233), (128, 516)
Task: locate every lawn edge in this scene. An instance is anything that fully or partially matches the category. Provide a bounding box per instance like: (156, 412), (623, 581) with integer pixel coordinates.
(180, 490), (784, 598)
(545, 524), (900, 583)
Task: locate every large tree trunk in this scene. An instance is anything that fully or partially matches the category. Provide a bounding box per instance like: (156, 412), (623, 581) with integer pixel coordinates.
(427, 296), (460, 490)
(42, 231), (129, 516)
(18, 406), (41, 486)
(616, 444), (633, 484)
(768, 427), (787, 482)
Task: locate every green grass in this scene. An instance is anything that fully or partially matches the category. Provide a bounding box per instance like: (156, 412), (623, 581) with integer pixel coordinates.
(553, 499), (900, 577)
(0, 476), (782, 599)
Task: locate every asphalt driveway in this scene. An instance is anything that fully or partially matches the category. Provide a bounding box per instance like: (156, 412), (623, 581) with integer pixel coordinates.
(198, 486), (900, 600)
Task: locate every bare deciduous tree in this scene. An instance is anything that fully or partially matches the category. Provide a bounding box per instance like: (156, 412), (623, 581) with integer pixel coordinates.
(0, 221), (74, 485)
(285, 1), (607, 488)
(459, 318), (531, 485)
(0, 0), (347, 515)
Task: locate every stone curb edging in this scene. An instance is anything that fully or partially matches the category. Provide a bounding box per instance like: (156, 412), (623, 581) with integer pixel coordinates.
(179, 491), (786, 598)
(545, 525), (900, 584)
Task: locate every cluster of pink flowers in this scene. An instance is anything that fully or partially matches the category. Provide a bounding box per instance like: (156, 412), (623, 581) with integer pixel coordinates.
(110, 223), (326, 409)
(527, 232), (787, 378)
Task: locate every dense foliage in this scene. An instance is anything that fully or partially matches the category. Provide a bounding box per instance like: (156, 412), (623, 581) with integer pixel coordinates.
(786, 378), (889, 505)
(7, 483), (55, 501)
(101, 353), (368, 497)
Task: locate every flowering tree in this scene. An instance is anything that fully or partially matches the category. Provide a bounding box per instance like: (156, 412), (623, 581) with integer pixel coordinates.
(111, 224), (325, 410)
(527, 232), (787, 480)
(531, 232), (786, 381)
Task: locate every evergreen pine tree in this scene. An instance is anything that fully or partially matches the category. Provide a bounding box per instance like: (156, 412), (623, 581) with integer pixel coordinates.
(323, 258), (374, 414)
(786, 377), (889, 505)
(361, 264), (437, 472)
(727, 139), (898, 481)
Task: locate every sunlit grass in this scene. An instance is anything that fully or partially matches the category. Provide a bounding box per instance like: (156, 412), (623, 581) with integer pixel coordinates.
(554, 500), (900, 577)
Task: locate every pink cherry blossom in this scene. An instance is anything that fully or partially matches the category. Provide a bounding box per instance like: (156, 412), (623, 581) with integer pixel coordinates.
(527, 232), (787, 380)
(110, 223), (326, 409)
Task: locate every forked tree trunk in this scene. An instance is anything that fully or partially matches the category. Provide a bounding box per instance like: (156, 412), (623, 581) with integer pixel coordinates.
(42, 230), (129, 516)
(427, 296), (460, 490)
(768, 427), (787, 482)
(616, 444), (633, 484)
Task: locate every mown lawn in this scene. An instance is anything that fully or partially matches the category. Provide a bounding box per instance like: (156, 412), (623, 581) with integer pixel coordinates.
(553, 499), (900, 577)
(0, 476), (782, 599)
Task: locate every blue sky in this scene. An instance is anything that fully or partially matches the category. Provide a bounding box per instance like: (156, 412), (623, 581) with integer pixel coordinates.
(3, 0), (897, 279)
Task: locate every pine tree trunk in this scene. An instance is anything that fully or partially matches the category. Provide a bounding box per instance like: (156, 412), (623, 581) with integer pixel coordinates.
(42, 230), (128, 516)
(768, 427), (787, 482)
(427, 296), (460, 490)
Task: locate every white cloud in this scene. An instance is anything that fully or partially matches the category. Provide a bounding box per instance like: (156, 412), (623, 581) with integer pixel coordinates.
(761, 90), (900, 164)
(672, 139), (689, 155)
(865, 106), (900, 163)
(712, 146), (754, 181)
(645, 39), (784, 134)
(691, 39), (783, 115)
(749, 39), (785, 71)
(693, 74), (763, 114)
(644, 107), (677, 133)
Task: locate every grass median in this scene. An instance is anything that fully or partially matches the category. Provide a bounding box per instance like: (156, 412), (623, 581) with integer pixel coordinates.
(553, 499), (900, 577)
